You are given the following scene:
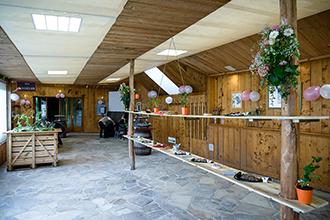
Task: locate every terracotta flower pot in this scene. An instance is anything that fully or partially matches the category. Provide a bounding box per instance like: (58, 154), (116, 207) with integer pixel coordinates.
(295, 183), (314, 204)
(154, 108), (160, 113)
(135, 94), (140, 99)
(182, 107), (189, 115)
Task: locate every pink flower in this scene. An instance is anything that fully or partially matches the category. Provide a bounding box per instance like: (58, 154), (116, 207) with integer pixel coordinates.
(120, 93), (124, 97)
(281, 18), (288, 25)
(279, 61), (287, 66)
(272, 25), (282, 30)
(263, 41), (269, 46)
(258, 66), (269, 77)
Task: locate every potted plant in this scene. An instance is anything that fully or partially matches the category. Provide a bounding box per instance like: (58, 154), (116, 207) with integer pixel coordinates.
(178, 92), (190, 115)
(118, 83), (130, 110)
(134, 89), (140, 99)
(295, 156), (323, 204)
(148, 97), (160, 113)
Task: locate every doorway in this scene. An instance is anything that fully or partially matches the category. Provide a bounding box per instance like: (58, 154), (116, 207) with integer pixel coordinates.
(35, 97), (83, 132)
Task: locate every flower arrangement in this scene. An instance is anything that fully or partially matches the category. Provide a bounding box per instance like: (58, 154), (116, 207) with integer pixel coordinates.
(297, 156), (323, 189)
(14, 110), (55, 132)
(118, 83), (130, 109)
(250, 18), (300, 103)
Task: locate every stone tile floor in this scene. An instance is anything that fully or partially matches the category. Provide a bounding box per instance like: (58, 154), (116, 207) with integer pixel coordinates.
(0, 134), (329, 220)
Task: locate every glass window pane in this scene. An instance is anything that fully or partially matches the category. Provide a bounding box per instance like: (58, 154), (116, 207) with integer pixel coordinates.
(67, 99), (71, 127)
(73, 99), (83, 127)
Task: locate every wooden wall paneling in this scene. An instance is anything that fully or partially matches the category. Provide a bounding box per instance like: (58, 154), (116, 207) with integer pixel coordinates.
(299, 134), (306, 180)
(223, 126), (229, 164)
(207, 118), (213, 160)
(223, 74), (229, 124)
(0, 142), (6, 166)
(218, 126), (224, 162)
(304, 15), (330, 52)
(240, 128), (247, 168)
(252, 130), (260, 173)
(300, 62), (311, 132)
(251, 74), (259, 127)
(297, 34), (322, 58)
(310, 60), (323, 133)
(298, 20), (330, 55)
(234, 128), (241, 167)
(317, 136), (329, 188)
(321, 58), (330, 134)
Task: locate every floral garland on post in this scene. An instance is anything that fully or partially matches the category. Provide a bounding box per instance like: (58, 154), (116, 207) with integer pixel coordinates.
(118, 83), (130, 109)
(250, 18), (300, 103)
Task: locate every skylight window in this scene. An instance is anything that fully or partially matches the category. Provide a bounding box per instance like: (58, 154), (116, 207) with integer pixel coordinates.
(48, 71), (68, 75)
(31, 14), (82, 32)
(157, 49), (188, 56)
(145, 67), (179, 95)
(106, 78), (121, 81)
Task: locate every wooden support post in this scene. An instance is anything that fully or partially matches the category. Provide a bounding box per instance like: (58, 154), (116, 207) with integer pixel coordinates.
(32, 133), (35, 169)
(7, 133), (12, 171)
(128, 59), (135, 170)
(280, 0), (300, 219)
(54, 133), (57, 167)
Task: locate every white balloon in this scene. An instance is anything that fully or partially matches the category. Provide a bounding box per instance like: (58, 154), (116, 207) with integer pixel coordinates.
(320, 84), (330, 99)
(249, 91), (260, 102)
(60, 93), (65, 98)
(20, 99), (26, 105)
(165, 97), (173, 104)
(98, 100), (103, 105)
(150, 90), (157, 98)
(10, 93), (20, 102)
(185, 85), (193, 94)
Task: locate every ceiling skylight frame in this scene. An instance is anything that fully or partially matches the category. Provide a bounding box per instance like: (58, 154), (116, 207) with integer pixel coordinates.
(31, 14), (82, 33)
(145, 67), (179, 95)
(157, 49), (188, 56)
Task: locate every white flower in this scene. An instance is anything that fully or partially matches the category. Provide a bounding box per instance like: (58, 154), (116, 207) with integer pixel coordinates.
(284, 28), (293, 36)
(269, 30), (279, 39)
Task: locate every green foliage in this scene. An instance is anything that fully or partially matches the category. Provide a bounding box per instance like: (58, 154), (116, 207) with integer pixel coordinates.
(118, 83), (130, 108)
(178, 92), (190, 107)
(298, 156), (323, 189)
(148, 98), (159, 108)
(13, 110), (54, 132)
(250, 19), (300, 103)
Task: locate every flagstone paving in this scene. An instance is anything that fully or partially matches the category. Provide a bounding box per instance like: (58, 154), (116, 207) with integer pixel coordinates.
(0, 134), (329, 220)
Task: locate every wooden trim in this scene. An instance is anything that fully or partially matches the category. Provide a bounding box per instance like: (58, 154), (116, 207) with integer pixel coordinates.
(299, 54), (330, 63)
(207, 68), (252, 77)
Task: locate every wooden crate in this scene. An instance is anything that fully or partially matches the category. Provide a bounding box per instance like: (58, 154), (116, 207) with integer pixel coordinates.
(3, 129), (60, 171)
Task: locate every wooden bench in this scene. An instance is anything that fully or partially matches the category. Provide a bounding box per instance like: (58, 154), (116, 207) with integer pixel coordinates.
(124, 135), (329, 214)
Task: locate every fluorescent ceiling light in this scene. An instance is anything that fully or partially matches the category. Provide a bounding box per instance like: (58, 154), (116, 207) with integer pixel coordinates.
(145, 67), (179, 95)
(225, 66), (236, 71)
(157, 49), (188, 56)
(106, 78), (121, 81)
(48, 71), (68, 75)
(32, 14), (82, 32)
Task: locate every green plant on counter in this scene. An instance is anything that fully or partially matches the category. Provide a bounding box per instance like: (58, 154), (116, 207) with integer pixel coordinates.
(178, 92), (190, 107)
(297, 156), (323, 189)
(14, 110), (55, 132)
(148, 98), (159, 108)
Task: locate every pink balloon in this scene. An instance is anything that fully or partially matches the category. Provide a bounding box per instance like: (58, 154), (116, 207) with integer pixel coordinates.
(55, 93), (61, 98)
(241, 91), (251, 101)
(25, 100), (31, 105)
(304, 86), (320, 101)
(178, 86), (185, 94)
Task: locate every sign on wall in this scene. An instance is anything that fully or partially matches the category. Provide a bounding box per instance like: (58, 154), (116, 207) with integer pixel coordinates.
(16, 81), (37, 92)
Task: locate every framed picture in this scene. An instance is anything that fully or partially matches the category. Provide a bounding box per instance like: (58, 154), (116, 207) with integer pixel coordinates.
(232, 92), (242, 108)
(268, 86), (281, 109)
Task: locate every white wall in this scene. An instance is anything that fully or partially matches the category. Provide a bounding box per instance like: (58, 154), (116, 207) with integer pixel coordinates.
(108, 91), (124, 111)
(0, 82), (7, 144)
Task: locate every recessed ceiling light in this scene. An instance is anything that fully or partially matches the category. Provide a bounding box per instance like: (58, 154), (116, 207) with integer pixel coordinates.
(157, 49), (188, 56)
(106, 78), (121, 81)
(225, 66), (236, 71)
(31, 14), (82, 32)
(48, 71), (68, 75)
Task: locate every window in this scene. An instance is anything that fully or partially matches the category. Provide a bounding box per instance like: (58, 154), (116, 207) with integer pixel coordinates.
(145, 67), (179, 95)
(0, 82), (7, 144)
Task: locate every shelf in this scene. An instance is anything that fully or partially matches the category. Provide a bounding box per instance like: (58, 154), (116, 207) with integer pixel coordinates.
(124, 135), (329, 214)
(126, 111), (329, 123)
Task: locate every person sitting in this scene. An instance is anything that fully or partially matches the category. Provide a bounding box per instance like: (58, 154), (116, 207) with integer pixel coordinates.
(98, 116), (116, 138)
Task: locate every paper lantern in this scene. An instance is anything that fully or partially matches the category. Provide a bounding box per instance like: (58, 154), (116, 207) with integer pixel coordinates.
(60, 93), (65, 98)
(55, 93), (61, 98)
(165, 97), (173, 104)
(10, 93), (20, 102)
(241, 91), (251, 101)
(148, 90), (157, 98)
(25, 100), (31, 105)
(303, 86), (320, 101)
(185, 85), (193, 94)
(178, 85), (185, 94)
(320, 84), (330, 99)
(249, 91), (260, 102)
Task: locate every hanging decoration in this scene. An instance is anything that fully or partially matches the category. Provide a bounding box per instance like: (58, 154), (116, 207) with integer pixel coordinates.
(98, 100), (103, 105)
(249, 91), (260, 102)
(165, 97), (173, 104)
(148, 90), (157, 98)
(185, 85), (193, 94)
(60, 93), (65, 98)
(241, 91), (251, 101)
(303, 86), (320, 101)
(250, 18), (300, 103)
(55, 93), (61, 98)
(10, 93), (20, 102)
(20, 99), (26, 105)
(320, 84), (330, 99)
(118, 83), (130, 109)
(25, 100), (31, 105)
